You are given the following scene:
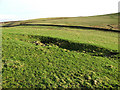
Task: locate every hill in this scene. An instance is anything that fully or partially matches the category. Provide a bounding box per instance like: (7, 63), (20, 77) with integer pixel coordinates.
(2, 13), (119, 89)
(2, 13), (118, 30)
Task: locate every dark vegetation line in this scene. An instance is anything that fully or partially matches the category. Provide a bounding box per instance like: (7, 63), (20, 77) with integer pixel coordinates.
(2, 23), (120, 33)
(20, 34), (119, 58)
(2, 22), (15, 26)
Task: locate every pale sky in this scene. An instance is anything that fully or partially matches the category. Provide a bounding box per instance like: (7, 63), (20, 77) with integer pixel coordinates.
(0, 0), (119, 22)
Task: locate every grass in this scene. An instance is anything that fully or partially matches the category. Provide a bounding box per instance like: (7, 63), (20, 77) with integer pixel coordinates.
(3, 13), (118, 30)
(3, 26), (118, 50)
(2, 13), (119, 89)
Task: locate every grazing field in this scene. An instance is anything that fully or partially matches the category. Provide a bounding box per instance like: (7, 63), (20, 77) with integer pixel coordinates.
(2, 13), (120, 89)
(26, 13), (118, 30)
(3, 13), (118, 30)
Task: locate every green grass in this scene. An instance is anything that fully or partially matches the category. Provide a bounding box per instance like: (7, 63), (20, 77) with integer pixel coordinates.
(29, 13), (118, 29)
(3, 13), (118, 30)
(2, 25), (119, 89)
(3, 26), (118, 50)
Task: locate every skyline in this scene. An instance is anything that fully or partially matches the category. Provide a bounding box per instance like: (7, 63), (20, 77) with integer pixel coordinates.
(0, 0), (119, 22)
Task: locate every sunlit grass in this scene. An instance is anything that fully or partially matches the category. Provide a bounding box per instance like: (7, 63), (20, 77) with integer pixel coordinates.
(2, 25), (119, 89)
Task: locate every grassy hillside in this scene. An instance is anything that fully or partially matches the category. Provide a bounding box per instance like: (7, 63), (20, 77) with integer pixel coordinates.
(26, 13), (118, 29)
(3, 13), (118, 30)
(2, 13), (119, 89)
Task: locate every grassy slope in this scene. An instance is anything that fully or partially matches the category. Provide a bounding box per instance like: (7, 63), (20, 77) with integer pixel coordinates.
(2, 13), (119, 88)
(26, 13), (118, 29)
(3, 13), (118, 30)
(3, 26), (118, 50)
(2, 25), (119, 89)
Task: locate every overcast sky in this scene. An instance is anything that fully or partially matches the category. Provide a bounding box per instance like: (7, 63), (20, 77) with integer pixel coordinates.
(0, 0), (119, 22)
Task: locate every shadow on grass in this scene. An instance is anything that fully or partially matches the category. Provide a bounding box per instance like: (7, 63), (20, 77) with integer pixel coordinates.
(28, 35), (119, 58)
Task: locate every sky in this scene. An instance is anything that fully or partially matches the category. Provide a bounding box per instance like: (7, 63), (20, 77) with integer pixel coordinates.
(0, 0), (119, 22)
